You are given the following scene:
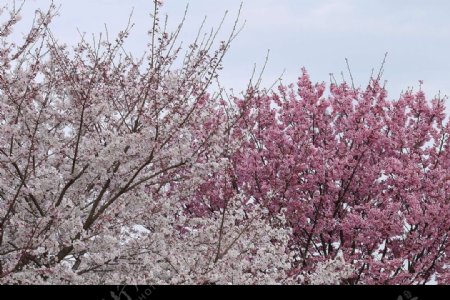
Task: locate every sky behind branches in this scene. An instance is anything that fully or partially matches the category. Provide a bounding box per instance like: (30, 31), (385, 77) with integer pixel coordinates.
(12, 0), (450, 102)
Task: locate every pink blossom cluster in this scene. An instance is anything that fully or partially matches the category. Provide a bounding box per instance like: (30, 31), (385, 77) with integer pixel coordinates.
(210, 70), (450, 284)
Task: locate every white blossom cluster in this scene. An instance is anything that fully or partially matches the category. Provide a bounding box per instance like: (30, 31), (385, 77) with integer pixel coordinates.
(306, 252), (354, 285)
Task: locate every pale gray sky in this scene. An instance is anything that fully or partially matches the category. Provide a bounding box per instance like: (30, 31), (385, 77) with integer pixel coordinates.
(11, 0), (450, 101)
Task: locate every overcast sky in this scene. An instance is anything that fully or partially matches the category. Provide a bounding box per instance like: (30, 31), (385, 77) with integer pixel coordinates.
(11, 0), (450, 101)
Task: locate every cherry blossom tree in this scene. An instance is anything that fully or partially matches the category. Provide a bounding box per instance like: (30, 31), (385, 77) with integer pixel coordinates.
(0, 0), (256, 284)
(219, 69), (450, 284)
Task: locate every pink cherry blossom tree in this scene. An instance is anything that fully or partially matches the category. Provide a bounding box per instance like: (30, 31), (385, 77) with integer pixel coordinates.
(214, 69), (450, 284)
